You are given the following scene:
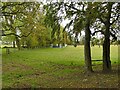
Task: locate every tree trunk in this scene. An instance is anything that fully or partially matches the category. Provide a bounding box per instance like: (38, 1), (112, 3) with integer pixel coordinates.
(102, 2), (113, 72)
(13, 41), (15, 48)
(62, 32), (65, 47)
(84, 19), (93, 72)
(103, 25), (111, 72)
(15, 36), (21, 50)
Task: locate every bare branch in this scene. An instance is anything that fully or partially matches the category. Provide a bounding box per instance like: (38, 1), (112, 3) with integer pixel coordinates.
(92, 30), (105, 36)
(110, 32), (117, 40)
(64, 3), (85, 14)
(110, 14), (119, 25)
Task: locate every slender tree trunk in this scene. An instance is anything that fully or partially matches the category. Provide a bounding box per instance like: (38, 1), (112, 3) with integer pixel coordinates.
(62, 32), (65, 46)
(15, 36), (21, 50)
(57, 30), (60, 47)
(13, 41), (15, 48)
(84, 19), (93, 72)
(22, 42), (25, 47)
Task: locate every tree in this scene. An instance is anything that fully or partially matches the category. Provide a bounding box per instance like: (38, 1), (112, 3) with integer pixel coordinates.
(43, 2), (97, 72)
(63, 2), (100, 72)
(96, 2), (119, 71)
(20, 11), (51, 49)
(43, 3), (61, 46)
(83, 3), (94, 72)
(1, 2), (41, 50)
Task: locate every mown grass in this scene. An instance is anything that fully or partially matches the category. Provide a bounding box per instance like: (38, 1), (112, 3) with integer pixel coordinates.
(2, 45), (119, 88)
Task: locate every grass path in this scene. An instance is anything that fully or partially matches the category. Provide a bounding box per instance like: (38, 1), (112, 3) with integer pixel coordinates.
(2, 45), (119, 88)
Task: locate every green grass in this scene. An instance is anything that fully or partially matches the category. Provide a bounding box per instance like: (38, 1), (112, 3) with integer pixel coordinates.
(2, 45), (119, 88)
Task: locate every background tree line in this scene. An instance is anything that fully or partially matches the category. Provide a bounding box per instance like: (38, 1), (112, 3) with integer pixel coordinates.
(1, 2), (72, 50)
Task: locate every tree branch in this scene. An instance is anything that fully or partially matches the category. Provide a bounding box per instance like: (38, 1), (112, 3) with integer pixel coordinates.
(64, 3), (85, 14)
(2, 2), (26, 10)
(110, 28), (118, 41)
(99, 17), (106, 25)
(20, 26), (34, 38)
(92, 30), (105, 36)
(110, 32), (117, 40)
(2, 11), (24, 16)
(2, 26), (34, 38)
(110, 14), (119, 25)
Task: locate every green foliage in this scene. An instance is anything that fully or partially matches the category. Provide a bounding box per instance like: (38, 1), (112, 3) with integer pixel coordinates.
(91, 37), (100, 46)
(2, 2), (54, 49)
(2, 35), (15, 43)
(2, 2), (42, 49)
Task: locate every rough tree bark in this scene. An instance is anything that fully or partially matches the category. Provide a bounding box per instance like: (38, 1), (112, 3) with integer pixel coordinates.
(103, 25), (111, 72)
(102, 2), (113, 72)
(84, 19), (93, 72)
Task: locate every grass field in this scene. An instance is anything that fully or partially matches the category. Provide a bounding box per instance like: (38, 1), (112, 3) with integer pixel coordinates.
(2, 45), (119, 88)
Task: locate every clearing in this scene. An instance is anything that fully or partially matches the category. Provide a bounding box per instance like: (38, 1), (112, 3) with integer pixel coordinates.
(2, 45), (119, 88)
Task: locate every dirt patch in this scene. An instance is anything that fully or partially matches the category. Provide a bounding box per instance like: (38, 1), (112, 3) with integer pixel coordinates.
(3, 62), (33, 72)
(2, 61), (119, 88)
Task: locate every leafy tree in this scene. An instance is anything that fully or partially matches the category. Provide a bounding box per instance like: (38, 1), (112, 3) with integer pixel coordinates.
(20, 12), (51, 48)
(96, 2), (119, 71)
(1, 2), (41, 50)
(43, 3), (61, 46)
(63, 2), (100, 72)
(43, 2), (98, 72)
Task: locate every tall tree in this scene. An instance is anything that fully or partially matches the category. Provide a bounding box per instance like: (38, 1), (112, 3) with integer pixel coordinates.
(83, 2), (98, 72)
(97, 2), (119, 71)
(44, 2), (96, 72)
(43, 3), (61, 46)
